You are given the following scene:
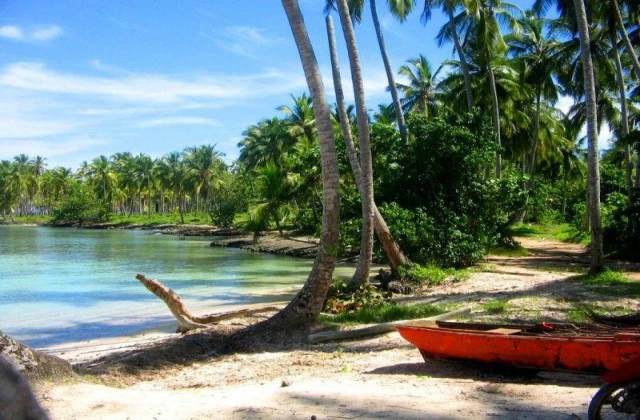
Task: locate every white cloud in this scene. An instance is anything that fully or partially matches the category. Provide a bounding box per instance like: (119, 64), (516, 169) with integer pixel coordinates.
(138, 117), (219, 128)
(0, 26), (23, 40)
(32, 25), (63, 41)
(203, 26), (284, 59)
(0, 25), (62, 42)
(0, 62), (305, 104)
(0, 137), (103, 160)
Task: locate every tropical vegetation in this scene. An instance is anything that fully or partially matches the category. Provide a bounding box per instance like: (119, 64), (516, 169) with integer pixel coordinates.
(3, 0), (639, 283)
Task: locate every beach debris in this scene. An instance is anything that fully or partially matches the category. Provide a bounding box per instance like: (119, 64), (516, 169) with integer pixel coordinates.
(135, 274), (280, 333)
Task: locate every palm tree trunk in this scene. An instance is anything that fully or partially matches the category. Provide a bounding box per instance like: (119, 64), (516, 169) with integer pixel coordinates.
(611, 0), (640, 80)
(573, 0), (604, 273)
(611, 29), (633, 199)
(370, 0), (408, 145)
(326, 14), (408, 274)
(331, 5), (374, 287)
(528, 90), (542, 186)
(449, 10), (474, 111)
(487, 63), (502, 179)
(267, 0), (340, 326)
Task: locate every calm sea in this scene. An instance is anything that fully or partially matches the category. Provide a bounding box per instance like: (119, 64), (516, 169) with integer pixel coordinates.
(0, 225), (312, 347)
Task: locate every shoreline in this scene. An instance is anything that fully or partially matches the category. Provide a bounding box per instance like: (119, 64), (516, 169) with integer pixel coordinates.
(6, 220), (322, 258)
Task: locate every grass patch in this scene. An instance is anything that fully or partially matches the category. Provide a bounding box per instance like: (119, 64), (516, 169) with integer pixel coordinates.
(402, 264), (472, 286)
(11, 215), (50, 225)
(482, 300), (510, 314)
(319, 303), (445, 325)
(572, 269), (640, 296)
(489, 243), (531, 257)
(109, 212), (212, 226)
(508, 223), (589, 244)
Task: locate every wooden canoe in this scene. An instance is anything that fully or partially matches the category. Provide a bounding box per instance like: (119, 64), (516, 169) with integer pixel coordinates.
(396, 320), (640, 373)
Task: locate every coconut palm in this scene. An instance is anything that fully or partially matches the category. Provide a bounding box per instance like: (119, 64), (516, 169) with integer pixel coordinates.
(572, 0), (604, 272)
(157, 152), (188, 223)
(329, 0), (414, 145)
(396, 55), (440, 117)
(459, 0), (522, 178)
(262, 0), (341, 326)
(426, 0), (475, 110)
(507, 11), (560, 184)
(183, 144), (223, 214)
(87, 155), (116, 205)
(325, 10), (409, 275)
(328, 0), (375, 286)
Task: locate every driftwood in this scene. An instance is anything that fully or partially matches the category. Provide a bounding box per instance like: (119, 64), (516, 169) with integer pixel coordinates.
(308, 307), (472, 344)
(135, 274), (279, 333)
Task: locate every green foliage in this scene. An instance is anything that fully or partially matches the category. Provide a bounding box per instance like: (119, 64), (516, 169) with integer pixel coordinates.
(400, 264), (450, 285)
(51, 183), (111, 225)
(324, 279), (391, 314)
(322, 303), (444, 324)
(208, 174), (248, 228)
(482, 300), (510, 314)
(368, 112), (526, 267)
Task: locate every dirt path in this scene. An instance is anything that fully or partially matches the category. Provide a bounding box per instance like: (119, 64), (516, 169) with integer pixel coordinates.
(36, 237), (640, 420)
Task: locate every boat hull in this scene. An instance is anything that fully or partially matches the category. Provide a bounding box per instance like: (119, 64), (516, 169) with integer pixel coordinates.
(397, 321), (640, 373)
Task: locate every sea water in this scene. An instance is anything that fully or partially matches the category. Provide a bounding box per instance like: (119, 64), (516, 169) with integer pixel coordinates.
(0, 225), (312, 347)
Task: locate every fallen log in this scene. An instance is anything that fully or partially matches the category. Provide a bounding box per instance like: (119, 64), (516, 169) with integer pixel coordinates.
(135, 273), (279, 333)
(308, 307), (471, 344)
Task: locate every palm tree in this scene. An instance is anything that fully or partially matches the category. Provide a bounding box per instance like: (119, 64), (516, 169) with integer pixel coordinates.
(330, 0), (375, 287)
(264, 0), (341, 326)
(278, 93), (317, 144)
(460, 0), (522, 178)
(332, 0), (414, 145)
(87, 155), (116, 206)
(396, 55), (440, 117)
(183, 144), (223, 214)
(157, 152), (187, 223)
(507, 11), (559, 184)
(572, 0), (604, 272)
(426, 0), (475, 111)
(325, 10), (409, 274)
(134, 154), (156, 218)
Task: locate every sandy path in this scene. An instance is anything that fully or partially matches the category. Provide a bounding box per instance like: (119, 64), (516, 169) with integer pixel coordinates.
(39, 335), (600, 419)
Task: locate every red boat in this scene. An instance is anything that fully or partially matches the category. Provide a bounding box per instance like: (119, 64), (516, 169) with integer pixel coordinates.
(396, 320), (640, 373)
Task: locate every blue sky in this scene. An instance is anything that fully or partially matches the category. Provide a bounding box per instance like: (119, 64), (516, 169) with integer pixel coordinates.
(0, 0), (585, 170)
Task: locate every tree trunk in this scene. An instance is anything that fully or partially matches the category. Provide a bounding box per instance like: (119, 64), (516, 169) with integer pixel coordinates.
(370, 0), (408, 146)
(449, 10), (474, 111)
(331, 7), (374, 287)
(610, 28), (633, 199)
(487, 63), (502, 179)
(1, 330), (73, 381)
(528, 90), (542, 186)
(326, 14), (409, 274)
(265, 0), (340, 326)
(612, 0), (640, 80)
(573, 0), (604, 273)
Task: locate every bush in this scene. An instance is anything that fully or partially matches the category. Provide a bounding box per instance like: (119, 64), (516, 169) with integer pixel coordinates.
(51, 183), (110, 225)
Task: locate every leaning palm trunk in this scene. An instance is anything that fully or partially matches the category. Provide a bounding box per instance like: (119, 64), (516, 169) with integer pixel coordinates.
(610, 28), (633, 199)
(487, 64), (502, 179)
(573, 0), (604, 273)
(611, 0), (640, 80)
(326, 14), (408, 276)
(266, 0), (340, 326)
(449, 10), (474, 111)
(370, 0), (408, 146)
(329, 7), (374, 287)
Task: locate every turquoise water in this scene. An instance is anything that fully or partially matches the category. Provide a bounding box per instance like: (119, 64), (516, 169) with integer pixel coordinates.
(0, 225), (313, 347)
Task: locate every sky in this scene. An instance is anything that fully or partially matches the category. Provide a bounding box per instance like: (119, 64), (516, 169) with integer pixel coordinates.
(0, 0), (600, 170)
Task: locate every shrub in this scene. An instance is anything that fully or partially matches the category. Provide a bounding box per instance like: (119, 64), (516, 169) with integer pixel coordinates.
(51, 183), (110, 225)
